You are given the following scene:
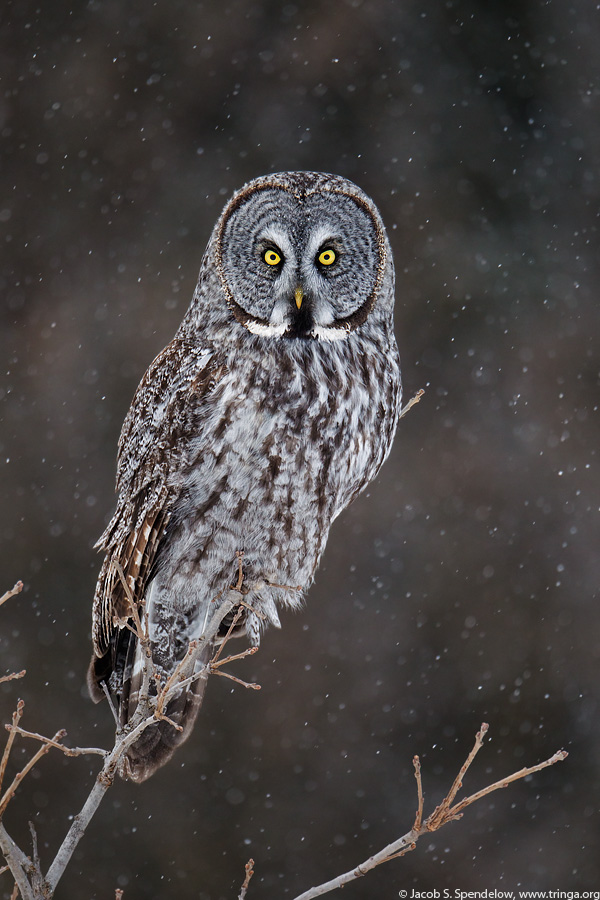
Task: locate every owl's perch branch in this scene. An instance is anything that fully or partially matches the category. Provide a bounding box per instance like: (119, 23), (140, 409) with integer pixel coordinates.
(285, 724), (567, 900)
(45, 589), (242, 893)
(0, 578), (248, 898)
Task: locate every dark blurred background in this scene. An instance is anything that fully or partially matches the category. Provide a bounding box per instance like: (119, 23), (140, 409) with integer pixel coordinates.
(1, 0), (599, 897)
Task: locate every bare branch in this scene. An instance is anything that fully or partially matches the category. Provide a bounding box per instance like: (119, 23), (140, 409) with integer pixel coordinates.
(44, 589), (241, 894)
(101, 682), (120, 728)
(238, 858), (254, 900)
(440, 748), (569, 825)
(154, 640), (199, 722)
(412, 755), (423, 832)
(0, 729), (67, 817)
(44, 759), (117, 892)
(0, 563), (568, 900)
(0, 822), (35, 900)
(0, 671), (26, 686)
(0, 583), (26, 684)
(210, 668), (261, 690)
(0, 582), (23, 609)
(234, 550), (244, 591)
(290, 724), (567, 900)
(0, 569), (249, 895)
(210, 645), (259, 671)
(210, 605), (245, 667)
(7, 727), (107, 759)
(209, 636), (261, 690)
(0, 701), (25, 796)
(426, 721), (488, 830)
(399, 388), (425, 419)
(27, 821), (49, 898)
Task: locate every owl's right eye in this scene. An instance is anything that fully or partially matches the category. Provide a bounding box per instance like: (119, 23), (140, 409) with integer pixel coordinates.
(263, 248), (283, 266)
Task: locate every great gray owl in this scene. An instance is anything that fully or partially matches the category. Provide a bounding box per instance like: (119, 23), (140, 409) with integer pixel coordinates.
(88, 171), (402, 782)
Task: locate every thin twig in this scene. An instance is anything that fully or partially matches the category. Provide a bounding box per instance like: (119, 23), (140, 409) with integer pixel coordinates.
(7, 727), (107, 758)
(234, 550), (244, 592)
(210, 669), (261, 690)
(0, 671), (26, 686)
(0, 582), (23, 608)
(0, 582), (27, 687)
(426, 721), (488, 829)
(0, 701), (25, 796)
(0, 730), (66, 816)
(290, 724), (567, 900)
(412, 755), (423, 831)
(210, 645), (259, 670)
(154, 640), (199, 720)
(399, 388), (424, 419)
(441, 748), (569, 824)
(101, 682), (120, 728)
(238, 858), (254, 900)
(264, 579), (302, 592)
(210, 606), (245, 667)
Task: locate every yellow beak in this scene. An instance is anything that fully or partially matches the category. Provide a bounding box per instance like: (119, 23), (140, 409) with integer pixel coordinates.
(294, 286), (304, 310)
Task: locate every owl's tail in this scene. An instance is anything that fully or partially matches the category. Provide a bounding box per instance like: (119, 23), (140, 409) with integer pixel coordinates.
(112, 627), (213, 783)
(87, 621), (214, 783)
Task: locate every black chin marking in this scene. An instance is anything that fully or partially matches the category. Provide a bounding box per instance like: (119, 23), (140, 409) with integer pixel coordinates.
(286, 303), (314, 339)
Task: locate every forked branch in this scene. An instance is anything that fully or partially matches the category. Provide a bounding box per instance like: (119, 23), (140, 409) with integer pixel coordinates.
(0, 574), (256, 898)
(285, 723), (567, 900)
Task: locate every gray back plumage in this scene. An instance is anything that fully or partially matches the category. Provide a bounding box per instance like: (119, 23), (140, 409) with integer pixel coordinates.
(88, 171), (402, 781)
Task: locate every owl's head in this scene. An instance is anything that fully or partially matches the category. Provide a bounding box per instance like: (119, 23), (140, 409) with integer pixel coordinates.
(211, 171), (393, 342)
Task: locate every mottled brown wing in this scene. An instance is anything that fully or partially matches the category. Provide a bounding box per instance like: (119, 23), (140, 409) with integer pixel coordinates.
(91, 504), (170, 661)
(89, 338), (224, 697)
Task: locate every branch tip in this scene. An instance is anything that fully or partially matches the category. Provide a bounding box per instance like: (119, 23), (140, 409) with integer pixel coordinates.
(0, 582), (24, 608)
(399, 388), (425, 420)
(238, 857), (255, 900)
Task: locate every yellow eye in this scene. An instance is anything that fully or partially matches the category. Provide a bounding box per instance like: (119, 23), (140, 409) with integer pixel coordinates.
(318, 248), (336, 266)
(264, 249), (282, 266)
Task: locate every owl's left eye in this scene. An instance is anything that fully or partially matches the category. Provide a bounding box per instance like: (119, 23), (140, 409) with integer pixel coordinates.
(263, 248), (282, 266)
(317, 248), (337, 267)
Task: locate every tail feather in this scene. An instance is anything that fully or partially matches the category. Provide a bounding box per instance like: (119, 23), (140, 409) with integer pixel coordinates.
(119, 629), (214, 782)
(88, 625), (214, 783)
(120, 661), (211, 782)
